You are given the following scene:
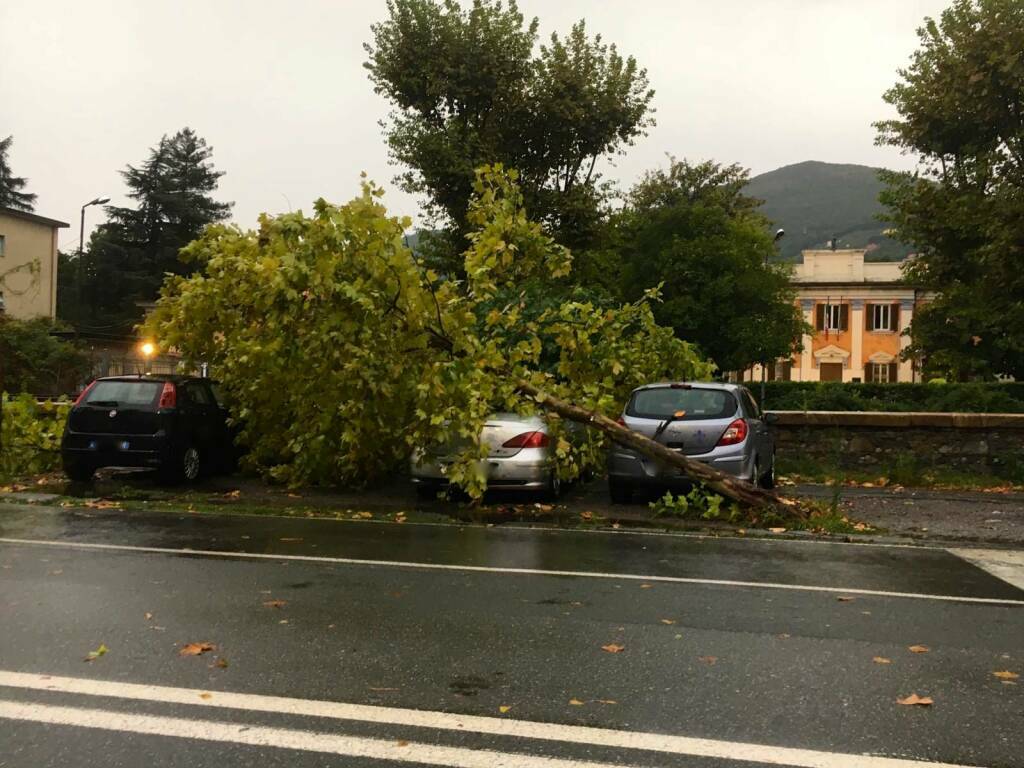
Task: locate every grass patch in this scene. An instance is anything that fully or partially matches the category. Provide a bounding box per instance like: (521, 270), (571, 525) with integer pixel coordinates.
(776, 454), (1023, 492)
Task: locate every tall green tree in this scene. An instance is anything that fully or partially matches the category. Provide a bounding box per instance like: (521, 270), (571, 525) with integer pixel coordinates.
(876, 0), (1024, 380)
(69, 128), (232, 330)
(0, 135), (37, 212)
(364, 0), (654, 258)
(614, 159), (805, 374)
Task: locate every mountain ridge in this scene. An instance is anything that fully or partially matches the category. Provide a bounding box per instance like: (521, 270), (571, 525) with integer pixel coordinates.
(745, 160), (913, 262)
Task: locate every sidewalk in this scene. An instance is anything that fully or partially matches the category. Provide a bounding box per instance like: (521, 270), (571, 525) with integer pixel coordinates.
(3, 470), (1024, 547)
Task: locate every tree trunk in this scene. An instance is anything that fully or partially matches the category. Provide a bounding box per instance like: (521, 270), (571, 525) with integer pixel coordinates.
(517, 382), (806, 519)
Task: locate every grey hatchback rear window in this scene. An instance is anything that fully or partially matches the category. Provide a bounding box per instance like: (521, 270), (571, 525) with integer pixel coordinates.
(627, 387), (737, 420)
(84, 380), (162, 408)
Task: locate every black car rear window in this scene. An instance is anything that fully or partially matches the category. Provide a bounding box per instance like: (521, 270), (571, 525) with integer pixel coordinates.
(83, 380), (163, 408)
(627, 387), (737, 420)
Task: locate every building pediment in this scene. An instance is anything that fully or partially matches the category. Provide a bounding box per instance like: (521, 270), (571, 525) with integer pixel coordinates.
(813, 344), (849, 363)
(868, 351), (896, 364)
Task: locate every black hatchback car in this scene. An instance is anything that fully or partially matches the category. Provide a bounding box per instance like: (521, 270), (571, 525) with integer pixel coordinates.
(61, 375), (237, 484)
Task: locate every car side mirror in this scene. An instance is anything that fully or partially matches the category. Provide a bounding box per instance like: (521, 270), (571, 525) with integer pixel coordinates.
(763, 412), (779, 425)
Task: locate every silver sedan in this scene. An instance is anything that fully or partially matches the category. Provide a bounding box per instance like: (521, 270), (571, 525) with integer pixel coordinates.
(410, 413), (561, 499)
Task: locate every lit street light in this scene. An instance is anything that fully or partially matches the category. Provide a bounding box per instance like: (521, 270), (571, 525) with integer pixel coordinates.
(140, 341), (156, 374)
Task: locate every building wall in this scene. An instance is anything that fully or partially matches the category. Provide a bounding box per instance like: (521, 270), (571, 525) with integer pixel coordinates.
(0, 212), (60, 320)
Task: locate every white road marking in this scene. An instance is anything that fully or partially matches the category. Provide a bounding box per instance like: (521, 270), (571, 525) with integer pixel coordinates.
(1, 536), (1022, 605)
(0, 673), (974, 768)
(951, 548), (1024, 591)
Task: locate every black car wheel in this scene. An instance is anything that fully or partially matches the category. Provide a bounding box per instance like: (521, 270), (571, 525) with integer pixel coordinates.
(64, 461), (94, 483)
(182, 445), (202, 483)
(759, 453), (776, 489)
(608, 477), (633, 504)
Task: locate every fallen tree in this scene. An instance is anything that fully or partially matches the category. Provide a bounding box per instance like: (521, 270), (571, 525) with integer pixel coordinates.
(148, 166), (805, 519)
(518, 382), (802, 516)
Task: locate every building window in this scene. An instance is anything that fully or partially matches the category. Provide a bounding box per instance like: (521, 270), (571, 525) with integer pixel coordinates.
(872, 304), (893, 331)
(866, 302), (900, 332)
(867, 362), (898, 383)
(823, 304), (843, 331)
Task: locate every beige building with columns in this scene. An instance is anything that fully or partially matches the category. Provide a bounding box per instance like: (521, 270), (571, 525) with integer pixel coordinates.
(0, 205), (68, 320)
(750, 248), (926, 384)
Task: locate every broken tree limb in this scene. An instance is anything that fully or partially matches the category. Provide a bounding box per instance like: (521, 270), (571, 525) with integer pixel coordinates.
(517, 381), (806, 518)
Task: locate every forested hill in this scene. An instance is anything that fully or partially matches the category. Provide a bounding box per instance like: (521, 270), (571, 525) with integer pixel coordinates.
(745, 160), (913, 262)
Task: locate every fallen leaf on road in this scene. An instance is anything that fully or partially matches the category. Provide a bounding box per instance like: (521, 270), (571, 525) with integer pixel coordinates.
(660, 619), (676, 625)
(279, 537), (303, 542)
(908, 645), (930, 654)
(215, 658), (229, 669)
(768, 527), (786, 533)
(199, 693), (212, 700)
(992, 670), (1019, 680)
(897, 693), (933, 706)
(396, 740), (409, 747)
(48, 569), (63, 575)
(278, 619), (289, 624)
(368, 687), (400, 692)
(597, 699), (617, 705)
(223, 490), (241, 499)
(180, 642), (216, 657)
(355, 512), (373, 519)
(698, 656), (717, 665)
(568, 698), (585, 706)
(640, 584), (653, 589)
(499, 705), (512, 713)
(601, 644), (625, 653)
(263, 599), (287, 608)
(837, 596), (856, 602)
(287, 493), (302, 499)
(144, 612), (153, 621)
(83, 644), (108, 662)
(873, 657), (892, 664)
(84, 500), (120, 509)
(150, 626), (166, 631)
(579, 511), (593, 521)
(776, 633), (791, 639)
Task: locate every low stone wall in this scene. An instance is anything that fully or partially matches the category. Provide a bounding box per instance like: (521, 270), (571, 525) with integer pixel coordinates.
(767, 411), (1024, 475)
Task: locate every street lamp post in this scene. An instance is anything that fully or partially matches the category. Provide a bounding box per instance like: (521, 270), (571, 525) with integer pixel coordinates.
(760, 229), (786, 409)
(78, 197), (110, 322)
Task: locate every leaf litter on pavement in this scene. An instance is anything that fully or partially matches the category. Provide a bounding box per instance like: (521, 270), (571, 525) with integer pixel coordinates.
(897, 693), (934, 707)
(180, 642), (216, 657)
(601, 644), (625, 653)
(908, 645), (930, 654)
(83, 644), (108, 662)
(263, 599), (288, 608)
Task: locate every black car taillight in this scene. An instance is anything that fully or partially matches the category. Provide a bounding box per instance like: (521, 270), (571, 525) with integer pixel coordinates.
(158, 381), (177, 409)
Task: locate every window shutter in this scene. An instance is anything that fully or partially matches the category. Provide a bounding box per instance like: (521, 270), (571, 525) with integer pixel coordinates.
(888, 362), (898, 382)
(816, 303), (825, 331)
(782, 361), (792, 382)
(864, 363), (874, 383)
(839, 304), (849, 332)
(865, 303), (874, 331)
(891, 303), (901, 331)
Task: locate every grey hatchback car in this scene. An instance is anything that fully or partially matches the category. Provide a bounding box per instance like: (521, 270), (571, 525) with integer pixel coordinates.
(607, 382), (776, 503)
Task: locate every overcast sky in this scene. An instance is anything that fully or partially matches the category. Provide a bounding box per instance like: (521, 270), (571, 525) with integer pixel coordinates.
(2, 0), (947, 250)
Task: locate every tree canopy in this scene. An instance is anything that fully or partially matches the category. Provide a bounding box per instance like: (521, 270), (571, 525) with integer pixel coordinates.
(147, 167), (712, 495)
(65, 128), (232, 331)
(0, 317), (89, 395)
(876, 0), (1024, 380)
(611, 159), (805, 373)
(0, 136), (37, 212)
(364, 0), (654, 255)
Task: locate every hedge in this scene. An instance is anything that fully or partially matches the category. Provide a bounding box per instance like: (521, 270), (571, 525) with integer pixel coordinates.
(0, 394), (70, 480)
(758, 381), (1024, 413)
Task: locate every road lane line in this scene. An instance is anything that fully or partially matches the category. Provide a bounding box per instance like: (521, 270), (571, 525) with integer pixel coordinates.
(950, 548), (1024, 591)
(2, 536), (1022, 605)
(0, 672), (979, 768)
(0, 700), (649, 768)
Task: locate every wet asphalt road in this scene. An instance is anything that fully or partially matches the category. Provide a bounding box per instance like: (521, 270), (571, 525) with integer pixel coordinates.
(1, 503), (1022, 768)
